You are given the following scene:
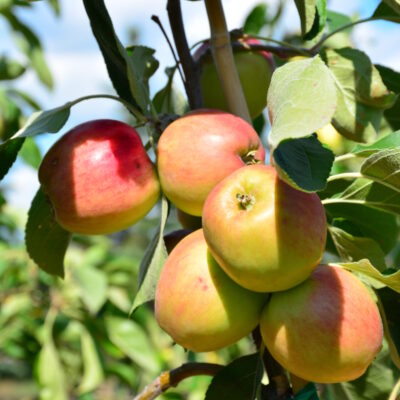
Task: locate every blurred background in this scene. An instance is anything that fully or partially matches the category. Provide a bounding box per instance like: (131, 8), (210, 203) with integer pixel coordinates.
(0, 0), (399, 399)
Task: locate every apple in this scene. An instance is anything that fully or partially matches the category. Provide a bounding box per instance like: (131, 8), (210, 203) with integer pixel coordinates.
(39, 119), (160, 235)
(260, 264), (383, 383)
(157, 109), (265, 216)
(176, 208), (202, 230)
(316, 123), (346, 154)
(155, 229), (268, 352)
(195, 39), (275, 118)
(202, 164), (326, 292)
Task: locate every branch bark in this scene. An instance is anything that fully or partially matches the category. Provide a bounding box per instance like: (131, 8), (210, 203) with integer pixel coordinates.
(133, 362), (223, 400)
(166, 0), (203, 110)
(204, 0), (251, 123)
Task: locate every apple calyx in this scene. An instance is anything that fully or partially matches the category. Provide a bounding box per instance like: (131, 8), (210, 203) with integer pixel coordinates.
(236, 193), (255, 210)
(241, 149), (260, 165)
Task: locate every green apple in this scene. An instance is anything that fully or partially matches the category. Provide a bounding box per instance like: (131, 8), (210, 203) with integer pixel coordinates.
(39, 119), (160, 235)
(155, 229), (268, 352)
(176, 208), (202, 230)
(195, 39), (275, 118)
(260, 264), (383, 383)
(157, 109), (265, 216)
(202, 164), (326, 292)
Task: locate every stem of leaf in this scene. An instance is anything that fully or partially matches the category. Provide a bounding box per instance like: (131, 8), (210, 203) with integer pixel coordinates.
(204, 0), (251, 122)
(69, 94), (146, 122)
(334, 153), (358, 163)
(389, 377), (400, 400)
(310, 17), (377, 53)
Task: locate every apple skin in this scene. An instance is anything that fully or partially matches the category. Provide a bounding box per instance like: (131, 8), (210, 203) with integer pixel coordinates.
(316, 123), (345, 154)
(157, 109), (265, 216)
(155, 229), (268, 352)
(39, 119), (160, 235)
(202, 164), (326, 292)
(260, 264), (383, 383)
(195, 39), (275, 119)
(176, 208), (202, 230)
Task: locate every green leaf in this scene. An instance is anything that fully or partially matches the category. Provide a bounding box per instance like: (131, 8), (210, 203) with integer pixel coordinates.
(304, 0), (327, 41)
(205, 353), (263, 400)
(268, 56), (336, 149)
(375, 64), (400, 130)
(377, 288), (400, 369)
(12, 102), (71, 139)
(82, 0), (141, 111)
(4, 10), (53, 88)
(70, 265), (108, 314)
(329, 226), (387, 271)
(322, 340), (400, 400)
(295, 383), (320, 399)
(373, 1), (400, 21)
(0, 137), (24, 181)
(351, 130), (400, 156)
(36, 311), (67, 400)
(243, 4), (268, 35)
(130, 196), (169, 313)
(273, 135), (334, 192)
(321, 48), (396, 142)
(78, 328), (104, 394)
(294, 0), (316, 37)
(153, 68), (188, 115)
(325, 10), (352, 33)
(0, 88), (21, 139)
(25, 188), (71, 278)
(323, 203), (399, 253)
(0, 56), (26, 80)
(19, 136), (41, 168)
(335, 259), (400, 292)
(105, 316), (161, 373)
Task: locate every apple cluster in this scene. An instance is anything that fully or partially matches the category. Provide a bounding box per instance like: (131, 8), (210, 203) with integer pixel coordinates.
(38, 110), (382, 384)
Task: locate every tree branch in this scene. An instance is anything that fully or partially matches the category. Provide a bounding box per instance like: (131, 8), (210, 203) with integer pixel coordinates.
(204, 0), (251, 122)
(133, 362), (223, 400)
(166, 0), (203, 109)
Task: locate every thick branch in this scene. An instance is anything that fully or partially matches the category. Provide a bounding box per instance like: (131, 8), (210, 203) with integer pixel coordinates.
(166, 0), (203, 109)
(133, 362), (223, 400)
(204, 0), (251, 122)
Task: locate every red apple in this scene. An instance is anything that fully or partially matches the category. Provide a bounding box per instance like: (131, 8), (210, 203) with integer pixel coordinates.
(39, 119), (160, 234)
(195, 38), (275, 118)
(260, 264), (383, 383)
(157, 109), (265, 216)
(155, 229), (268, 352)
(202, 164), (326, 292)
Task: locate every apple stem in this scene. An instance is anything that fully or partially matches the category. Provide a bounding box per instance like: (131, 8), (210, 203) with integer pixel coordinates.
(204, 0), (251, 123)
(236, 193), (255, 210)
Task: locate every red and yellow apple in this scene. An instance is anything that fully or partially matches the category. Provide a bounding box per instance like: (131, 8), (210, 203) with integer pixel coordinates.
(163, 229), (193, 254)
(155, 229), (268, 352)
(260, 264), (383, 383)
(195, 39), (275, 118)
(39, 119), (160, 234)
(202, 164), (326, 292)
(157, 109), (265, 216)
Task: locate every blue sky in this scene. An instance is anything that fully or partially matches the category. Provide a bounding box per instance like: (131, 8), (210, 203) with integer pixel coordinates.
(1, 0), (399, 209)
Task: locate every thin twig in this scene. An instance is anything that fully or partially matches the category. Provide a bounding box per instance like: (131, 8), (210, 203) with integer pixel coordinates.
(166, 0), (203, 109)
(133, 362), (223, 400)
(151, 15), (186, 86)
